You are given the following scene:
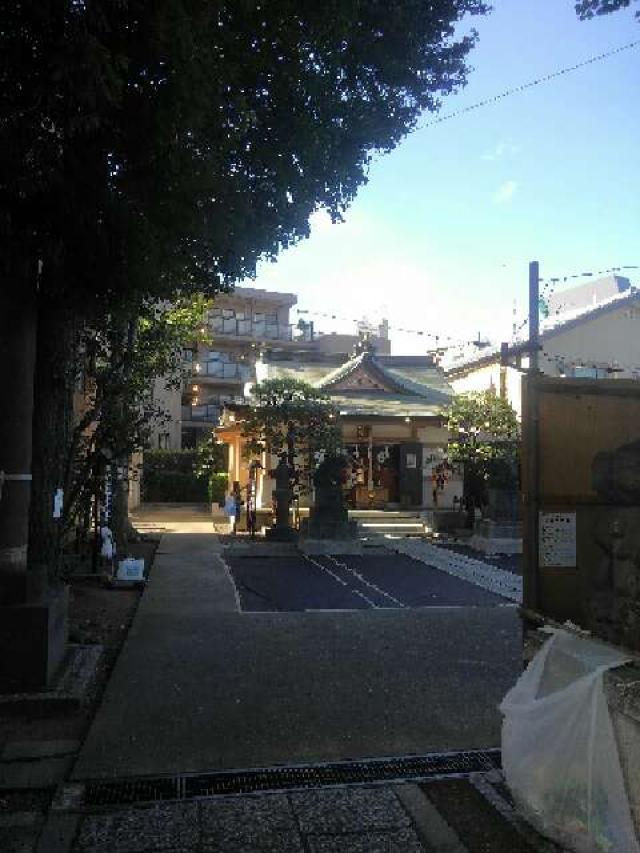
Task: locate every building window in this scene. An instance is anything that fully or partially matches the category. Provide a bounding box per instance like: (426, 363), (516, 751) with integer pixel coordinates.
(158, 432), (171, 449)
(571, 366), (608, 379)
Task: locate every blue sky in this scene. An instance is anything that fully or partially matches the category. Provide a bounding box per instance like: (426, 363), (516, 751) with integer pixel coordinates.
(248, 0), (640, 354)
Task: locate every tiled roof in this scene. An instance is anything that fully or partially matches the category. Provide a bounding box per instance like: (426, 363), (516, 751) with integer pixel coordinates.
(329, 391), (447, 419)
(265, 353), (453, 418)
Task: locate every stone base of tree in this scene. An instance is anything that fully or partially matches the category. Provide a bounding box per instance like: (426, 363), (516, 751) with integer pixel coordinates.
(469, 519), (523, 555)
(0, 585), (68, 693)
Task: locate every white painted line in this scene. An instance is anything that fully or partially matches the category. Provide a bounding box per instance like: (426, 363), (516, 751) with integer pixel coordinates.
(351, 588), (377, 608)
(326, 555), (405, 608)
(217, 554), (242, 613)
(383, 539), (522, 603)
(302, 554), (349, 587)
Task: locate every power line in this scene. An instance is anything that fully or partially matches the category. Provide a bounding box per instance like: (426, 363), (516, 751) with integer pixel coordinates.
(423, 40), (640, 129)
(539, 265), (640, 284)
(295, 308), (473, 345)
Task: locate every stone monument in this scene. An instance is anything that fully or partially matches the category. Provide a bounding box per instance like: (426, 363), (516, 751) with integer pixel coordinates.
(301, 455), (358, 544)
(265, 454), (298, 542)
(469, 454), (522, 555)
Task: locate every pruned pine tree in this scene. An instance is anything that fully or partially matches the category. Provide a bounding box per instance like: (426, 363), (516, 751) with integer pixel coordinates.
(242, 379), (342, 496)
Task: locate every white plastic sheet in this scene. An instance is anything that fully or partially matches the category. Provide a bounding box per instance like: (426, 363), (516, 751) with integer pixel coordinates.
(500, 629), (639, 853)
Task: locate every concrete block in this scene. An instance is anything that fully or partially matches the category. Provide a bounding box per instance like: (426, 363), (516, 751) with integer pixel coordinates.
(0, 826), (39, 853)
(36, 813), (81, 853)
(0, 755), (74, 789)
(0, 586), (68, 692)
(299, 539), (363, 556)
(0, 811), (44, 829)
(2, 740), (80, 761)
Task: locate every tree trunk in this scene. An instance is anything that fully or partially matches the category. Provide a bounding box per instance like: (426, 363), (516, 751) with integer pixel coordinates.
(0, 273), (37, 602)
(27, 299), (76, 590)
(109, 318), (136, 556)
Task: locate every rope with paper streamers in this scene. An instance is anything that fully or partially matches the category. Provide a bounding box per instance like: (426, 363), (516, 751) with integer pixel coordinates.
(296, 264), (639, 353)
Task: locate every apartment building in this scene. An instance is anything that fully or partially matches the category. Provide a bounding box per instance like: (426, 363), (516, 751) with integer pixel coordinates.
(151, 287), (390, 450)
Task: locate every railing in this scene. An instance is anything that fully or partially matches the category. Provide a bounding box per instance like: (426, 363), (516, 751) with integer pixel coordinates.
(196, 361), (252, 380)
(181, 404), (220, 422)
(207, 317), (299, 342)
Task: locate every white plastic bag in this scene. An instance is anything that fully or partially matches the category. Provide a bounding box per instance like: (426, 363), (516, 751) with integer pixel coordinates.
(500, 629), (639, 853)
(100, 525), (115, 559)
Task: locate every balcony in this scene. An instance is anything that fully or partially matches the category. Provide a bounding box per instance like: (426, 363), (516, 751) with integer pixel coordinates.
(181, 404), (221, 423)
(194, 361), (252, 381)
(207, 316), (313, 343)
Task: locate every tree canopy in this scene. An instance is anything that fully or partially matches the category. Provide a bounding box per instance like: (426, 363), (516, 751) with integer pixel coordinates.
(575, 0), (638, 19)
(2, 1), (490, 572)
(241, 378), (342, 494)
(447, 391), (520, 503)
(3, 1), (489, 311)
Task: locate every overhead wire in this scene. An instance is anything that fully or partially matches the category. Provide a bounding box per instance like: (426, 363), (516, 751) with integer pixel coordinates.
(422, 40), (640, 129)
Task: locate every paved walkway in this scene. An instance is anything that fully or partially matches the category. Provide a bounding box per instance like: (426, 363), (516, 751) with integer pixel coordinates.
(62, 777), (559, 853)
(35, 506), (567, 852)
(72, 509), (520, 781)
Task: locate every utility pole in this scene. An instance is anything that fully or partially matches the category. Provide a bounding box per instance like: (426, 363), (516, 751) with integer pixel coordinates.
(524, 261), (540, 611)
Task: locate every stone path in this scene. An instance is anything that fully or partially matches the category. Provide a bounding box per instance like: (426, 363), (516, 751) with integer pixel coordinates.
(385, 538), (522, 603)
(72, 786), (424, 853)
(55, 774), (561, 853)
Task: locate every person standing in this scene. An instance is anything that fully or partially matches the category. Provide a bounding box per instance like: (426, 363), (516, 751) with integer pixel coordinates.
(431, 469), (438, 507)
(231, 480), (243, 534)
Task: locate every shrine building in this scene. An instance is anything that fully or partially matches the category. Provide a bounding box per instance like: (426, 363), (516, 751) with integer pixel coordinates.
(216, 343), (459, 511)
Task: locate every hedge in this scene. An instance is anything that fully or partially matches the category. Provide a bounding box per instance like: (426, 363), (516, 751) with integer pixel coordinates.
(142, 450), (208, 502)
(209, 472), (228, 505)
(141, 450), (228, 504)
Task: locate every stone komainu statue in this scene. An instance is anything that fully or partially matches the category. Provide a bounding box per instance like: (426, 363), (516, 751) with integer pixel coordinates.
(312, 455), (348, 522)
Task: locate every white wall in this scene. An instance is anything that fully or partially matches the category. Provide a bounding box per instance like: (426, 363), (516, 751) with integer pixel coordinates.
(541, 305), (640, 379)
(448, 303), (640, 419)
(450, 363), (523, 418)
(148, 378), (182, 449)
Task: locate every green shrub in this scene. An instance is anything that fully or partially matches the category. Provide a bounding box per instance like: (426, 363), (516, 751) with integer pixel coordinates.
(142, 450), (208, 502)
(208, 472), (228, 505)
(144, 449), (199, 474)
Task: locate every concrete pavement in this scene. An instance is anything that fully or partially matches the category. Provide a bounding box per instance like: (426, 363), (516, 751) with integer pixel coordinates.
(73, 506), (520, 781)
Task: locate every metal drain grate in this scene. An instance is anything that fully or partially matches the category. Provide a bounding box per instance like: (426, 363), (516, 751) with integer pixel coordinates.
(84, 749), (501, 806)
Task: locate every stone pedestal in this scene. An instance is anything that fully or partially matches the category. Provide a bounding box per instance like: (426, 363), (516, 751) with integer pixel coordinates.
(300, 516), (358, 541)
(265, 524), (298, 542)
(470, 519), (523, 555)
(301, 455), (357, 543)
(265, 458), (297, 542)
(469, 486), (522, 555)
(0, 585), (68, 693)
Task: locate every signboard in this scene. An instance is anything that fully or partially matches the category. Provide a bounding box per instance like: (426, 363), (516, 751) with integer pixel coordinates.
(117, 558), (145, 582)
(539, 512), (576, 567)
